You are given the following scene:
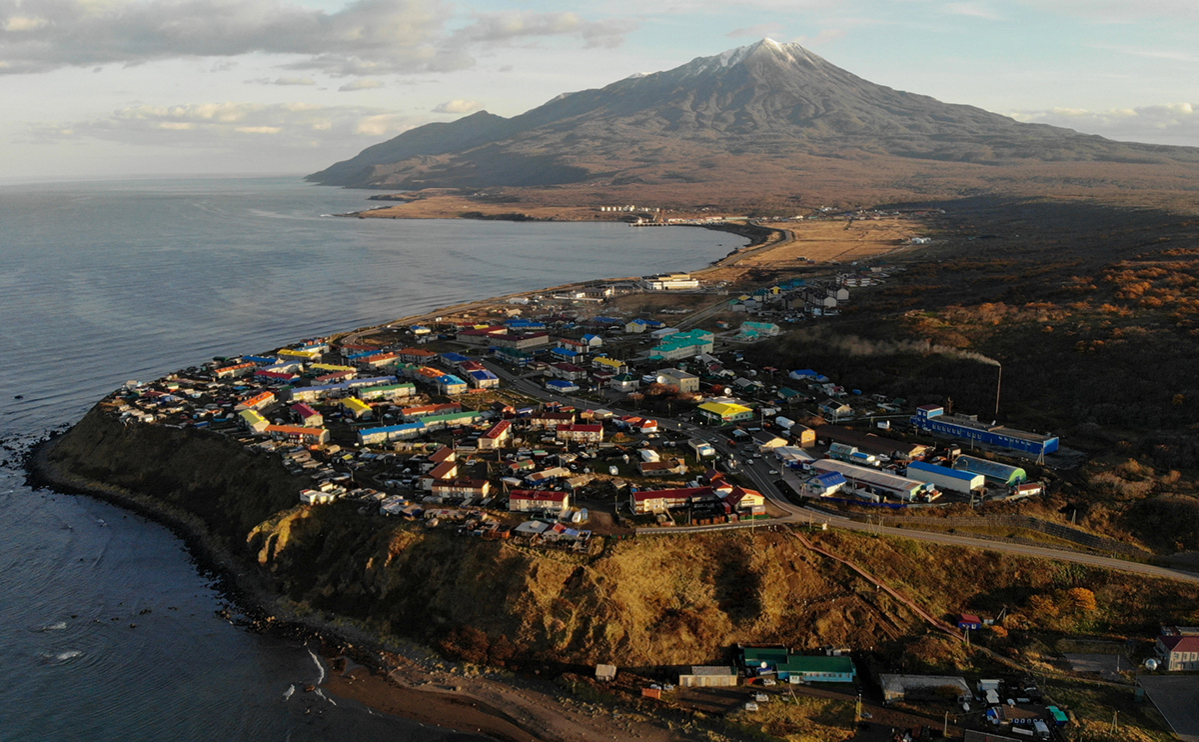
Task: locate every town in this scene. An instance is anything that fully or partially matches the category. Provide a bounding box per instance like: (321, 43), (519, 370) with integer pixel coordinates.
(95, 252), (1183, 742)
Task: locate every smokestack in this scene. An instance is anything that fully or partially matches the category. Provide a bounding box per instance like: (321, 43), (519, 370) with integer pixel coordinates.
(994, 365), (1002, 420)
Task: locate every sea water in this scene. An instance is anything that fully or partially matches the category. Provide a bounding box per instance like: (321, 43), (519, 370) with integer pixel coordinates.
(0, 176), (742, 741)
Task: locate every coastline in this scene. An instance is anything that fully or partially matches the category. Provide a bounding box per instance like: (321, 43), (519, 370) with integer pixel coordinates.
(27, 432), (687, 742)
(20, 211), (773, 742)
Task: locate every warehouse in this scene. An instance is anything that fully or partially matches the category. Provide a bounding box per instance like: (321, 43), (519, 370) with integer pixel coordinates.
(910, 405), (1059, 456)
(697, 401), (754, 424)
(952, 455), (1027, 486)
(905, 460), (985, 495)
(812, 459), (931, 501)
(678, 667), (738, 688)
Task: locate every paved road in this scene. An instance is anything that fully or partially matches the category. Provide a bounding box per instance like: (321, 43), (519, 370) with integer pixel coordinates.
(482, 360), (1199, 586)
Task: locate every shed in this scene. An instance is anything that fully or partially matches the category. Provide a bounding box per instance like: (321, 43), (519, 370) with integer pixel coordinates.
(958, 613), (984, 631)
(678, 666), (739, 688)
(595, 664), (617, 682)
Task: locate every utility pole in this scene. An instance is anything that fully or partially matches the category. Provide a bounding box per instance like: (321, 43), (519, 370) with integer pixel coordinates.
(943, 711), (949, 738)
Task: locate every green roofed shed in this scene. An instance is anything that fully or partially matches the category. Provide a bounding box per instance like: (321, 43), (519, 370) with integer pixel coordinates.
(776, 655), (856, 683)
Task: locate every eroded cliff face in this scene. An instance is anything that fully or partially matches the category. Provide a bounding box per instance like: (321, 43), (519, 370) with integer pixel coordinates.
(45, 407), (302, 555)
(244, 505), (919, 667)
(48, 410), (1198, 671)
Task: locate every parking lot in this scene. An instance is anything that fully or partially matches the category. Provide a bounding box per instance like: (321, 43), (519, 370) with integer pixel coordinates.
(1139, 675), (1199, 742)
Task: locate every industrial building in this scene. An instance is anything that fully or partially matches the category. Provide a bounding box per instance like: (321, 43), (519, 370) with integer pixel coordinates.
(678, 667), (738, 688)
(910, 405), (1059, 456)
(952, 455), (1028, 486)
(812, 459), (932, 501)
(905, 460), (985, 495)
(697, 401), (754, 424)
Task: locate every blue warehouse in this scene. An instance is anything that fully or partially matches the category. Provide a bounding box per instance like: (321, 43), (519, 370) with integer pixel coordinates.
(910, 405), (1058, 456)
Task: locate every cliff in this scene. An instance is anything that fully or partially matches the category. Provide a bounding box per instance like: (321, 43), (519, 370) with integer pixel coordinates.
(36, 409), (1199, 671)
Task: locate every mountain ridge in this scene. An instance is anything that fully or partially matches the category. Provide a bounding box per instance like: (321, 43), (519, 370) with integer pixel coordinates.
(307, 40), (1199, 204)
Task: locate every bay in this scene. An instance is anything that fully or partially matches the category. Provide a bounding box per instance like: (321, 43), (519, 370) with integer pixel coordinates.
(0, 175), (742, 741)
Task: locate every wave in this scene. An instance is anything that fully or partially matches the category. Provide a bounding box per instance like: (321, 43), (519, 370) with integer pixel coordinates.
(41, 649), (83, 664)
(307, 647), (325, 685)
(41, 621), (68, 631)
(282, 684), (295, 701)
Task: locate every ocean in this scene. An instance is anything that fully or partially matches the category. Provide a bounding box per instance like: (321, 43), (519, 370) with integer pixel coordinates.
(0, 176), (742, 741)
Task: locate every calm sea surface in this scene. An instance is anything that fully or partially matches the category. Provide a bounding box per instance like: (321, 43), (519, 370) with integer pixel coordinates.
(0, 176), (742, 741)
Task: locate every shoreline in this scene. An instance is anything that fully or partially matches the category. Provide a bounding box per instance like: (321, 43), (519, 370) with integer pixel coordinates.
(18, 211), (774, 742)
(26, 435), (687, 742)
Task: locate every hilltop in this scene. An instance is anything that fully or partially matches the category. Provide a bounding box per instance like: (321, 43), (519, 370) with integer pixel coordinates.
(308, 40), (1199, 212)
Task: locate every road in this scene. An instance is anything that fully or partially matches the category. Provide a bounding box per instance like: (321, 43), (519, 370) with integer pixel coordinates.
(484, 358), (1199, 585)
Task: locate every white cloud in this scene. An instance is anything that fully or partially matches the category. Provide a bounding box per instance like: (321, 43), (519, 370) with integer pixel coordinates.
(4, 15), (48, 31)
(1015, 0), (1199, 22)
(24, 101), (418, 147)
(1010, 102), (1199, 147)
(0, 0), (637, 75)
(246, 76), (316, 86)
(792, 28), (846, 46)
(338, 78), (385, 91)
(450, 11), (632, 49)
(432, 98), (480, 114)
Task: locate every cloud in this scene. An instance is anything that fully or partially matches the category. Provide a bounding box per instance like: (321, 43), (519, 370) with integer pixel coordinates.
(432, 98), (480, 114)
(1014, 0), (1199, 22)
(792, 28), (846, 47)
(23, 101), (419, 147)
(450, 11), (632, 49)
(338, 78), (384, 91)
(0, 0), (636, 75)
(0, 0), (456, 75)
(246, 76), (316, 86)
(1009, 102), (1199, 147)
(727, 23), (786, 39)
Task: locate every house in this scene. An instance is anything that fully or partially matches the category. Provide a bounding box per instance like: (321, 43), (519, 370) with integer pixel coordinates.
(1156, 628), (1199, 671)
(265, 425), (330, 446)
(630, 486), (713, 514)
(610, 373), (640, 392)
(478, 420), (512, 450)
(556, 424), (604, 444)
(638, 458), (687, 476)
(239, 409), (269, 433)
(625, 318), (665, 334)
(431, 479), (491, 498)
(291, 403), (323, 427)
(529, 411), (575, 429)
(235, 390), (275, 412)
(806, 471), (847, 497)
(341, 397), (373, 420)
(957, 614), (984, 631)
(819, 400), (853, 422)
(656, 368), (700, 394)
(300, 489), (337, 504)
(508, 489), (571, 513)
(592, 356), (626, 374)
(545, 379), (579, 393)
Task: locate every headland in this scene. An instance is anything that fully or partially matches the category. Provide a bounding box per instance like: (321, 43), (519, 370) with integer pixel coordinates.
(30, 201), (1199, 742)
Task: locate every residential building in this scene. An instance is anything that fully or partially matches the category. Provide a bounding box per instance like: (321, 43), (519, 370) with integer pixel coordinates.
(478, 420), (512, 450)
(1157, 628), (1199, 671)
(556, 424), (604, 444)
(648, 330), (715, 362)
(508, 489), (571, 513)
(656, 368), (700, 393)
(265, 425), (330, 446)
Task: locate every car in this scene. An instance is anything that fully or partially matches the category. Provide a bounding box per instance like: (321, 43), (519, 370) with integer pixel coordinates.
(768, 469), (779, 475)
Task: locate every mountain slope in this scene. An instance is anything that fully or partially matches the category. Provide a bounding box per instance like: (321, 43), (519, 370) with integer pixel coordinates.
(307, 39), (1199, 195)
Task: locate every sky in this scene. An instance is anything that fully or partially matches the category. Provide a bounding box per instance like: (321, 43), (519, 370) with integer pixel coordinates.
(2, 0), (1199, 182)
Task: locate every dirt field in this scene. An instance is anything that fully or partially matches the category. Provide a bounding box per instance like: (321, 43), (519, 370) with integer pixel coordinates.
(697, 218), (919, 284)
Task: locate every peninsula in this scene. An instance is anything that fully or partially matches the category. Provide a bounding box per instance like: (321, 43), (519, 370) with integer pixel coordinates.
(31, 39), (1199, 742)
